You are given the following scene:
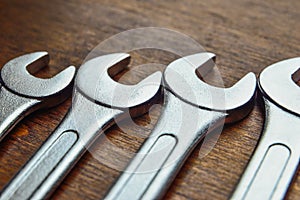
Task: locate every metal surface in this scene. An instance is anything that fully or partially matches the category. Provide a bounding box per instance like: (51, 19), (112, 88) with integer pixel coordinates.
(0, 53), (162, 200)
(259, 58), (300, 116)
(231, 58), (300, 200)
(77, 53), (161, 109)
(105, 53), (257, 200)
(0, 52), (75, 141)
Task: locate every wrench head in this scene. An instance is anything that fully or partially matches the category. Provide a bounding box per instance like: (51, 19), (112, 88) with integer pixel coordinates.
(164, 53), (257, 122)
(0, 52), (76, 100)
(76, 53), (162, 114)
(259, 57), (300, 116)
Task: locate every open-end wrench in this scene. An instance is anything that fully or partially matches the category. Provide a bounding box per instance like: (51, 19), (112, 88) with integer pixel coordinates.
(231, 58), (300, 200)
(0, 53), (162, 200)
(105, 53), (257, 200)
(0, 52), (76, 141)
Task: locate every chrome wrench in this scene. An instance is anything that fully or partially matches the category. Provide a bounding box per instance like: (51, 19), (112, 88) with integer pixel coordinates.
(231, 58), (300, 200)
(0, 53), (162, 200)
(0, 52), (75, 142)
(105, 53), (257, 200)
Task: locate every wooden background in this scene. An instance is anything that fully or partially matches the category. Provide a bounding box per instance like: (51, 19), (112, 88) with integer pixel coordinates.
(0, 0), (299, 199)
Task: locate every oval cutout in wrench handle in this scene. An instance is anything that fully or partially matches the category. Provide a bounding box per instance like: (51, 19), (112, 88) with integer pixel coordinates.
(105, 91), (226, 200)
(0, 93), (122, 200)
(0, 129), (78, 200)
(231, 98), (300, 200)
(108, 134), (178, 199)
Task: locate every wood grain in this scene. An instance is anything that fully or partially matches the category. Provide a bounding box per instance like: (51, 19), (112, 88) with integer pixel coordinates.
(0, 0), (299, 199)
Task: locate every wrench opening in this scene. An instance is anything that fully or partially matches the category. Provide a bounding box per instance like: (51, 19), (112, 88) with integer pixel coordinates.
(76, 53), (162, 111)
(292, 67), (300, 86)
(107, 55), (131, 77)
(195, 55), (216, 80)
(0, 52), (76, 99)
(25, 52), (50, 74)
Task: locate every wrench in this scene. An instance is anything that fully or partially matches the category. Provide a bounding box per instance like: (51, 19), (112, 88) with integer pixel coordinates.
(0, 53), (162, 200)
(0, 51), (75, 141)
(231, 58), (300, 200)
(105, 52), (257, 200)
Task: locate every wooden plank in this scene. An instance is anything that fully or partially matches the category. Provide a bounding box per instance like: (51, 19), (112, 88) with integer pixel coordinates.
(0, 0), (299, 199)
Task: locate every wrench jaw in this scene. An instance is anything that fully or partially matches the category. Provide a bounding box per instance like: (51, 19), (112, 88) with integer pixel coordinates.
(101, 70), (162, 118)
(76, 53), (163, 118)
(223, 73), (257, 123)
(259, 57), (300, 117)
(23, 51), (50, 74)
(164, 53), (257, 124)
(122, 72), (163, 118)
(0, 51), (76, 108)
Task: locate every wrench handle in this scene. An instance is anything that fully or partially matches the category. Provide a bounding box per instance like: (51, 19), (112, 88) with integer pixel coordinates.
(0, 86), (41, 141)
(105, 133), (187, 200)
(0, 115), (81, 200)
(105, 92), (225, 200)
(0, 92), (122, 200)
(0, 130), (79, 200)
(231, 98), (300, 200)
